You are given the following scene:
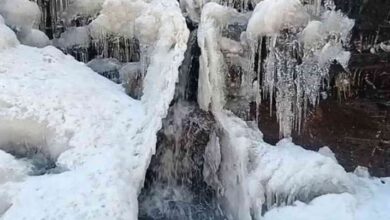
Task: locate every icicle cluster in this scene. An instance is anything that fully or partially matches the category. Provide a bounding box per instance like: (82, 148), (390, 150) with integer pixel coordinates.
(245, 0), (354, 137)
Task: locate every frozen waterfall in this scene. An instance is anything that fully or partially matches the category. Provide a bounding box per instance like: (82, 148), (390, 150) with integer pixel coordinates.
(0, 0), (389, 220)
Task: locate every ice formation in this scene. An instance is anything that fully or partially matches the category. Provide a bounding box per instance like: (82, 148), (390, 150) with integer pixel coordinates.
(0, 0), (52, 49)
(197, 2), (243, 111)
(210, 111), (353, 220)
(245, 0), (355, 137)
(246, 0), (309, 37)
(0, 0), (40, 32)
(195, 0), (354, 137)
(65, 0), (105, 19)
(196, 2), (355, 219)
(55, 27), (90, 50)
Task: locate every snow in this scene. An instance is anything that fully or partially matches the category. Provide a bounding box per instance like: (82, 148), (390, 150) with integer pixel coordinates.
(0, 151), (31, 184)
(65, 0), (105, 19)
(212, 111), (353, 220)
(89, 0), (147, 39)
(318, 146), (337, 162)
(0, 0), (40, 32)
(54, 27), (91, 50)
(0, 22), (19, 50)
(18, 29), (51, 48)
(0, 0), (50, 48)
(247, 0), (309, 37)
(263, 176), (390, 220)
(0, 45), (144, 219)
(0, 0), (188, 219)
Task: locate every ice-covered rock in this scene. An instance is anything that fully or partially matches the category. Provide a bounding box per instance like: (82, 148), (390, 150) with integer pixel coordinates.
(119, 62), (143, 99)
(55, 27), (91, 50)
(318, 146), (338, 162)
(17, 29), (51, 48)
(0, 0), (40, 32)
(65, 0), (105, 19)
(87, 57), (122, 82)
(247, 0), (309, 37)
(263, 175), (390, 220)
(212, 111), (352, 220)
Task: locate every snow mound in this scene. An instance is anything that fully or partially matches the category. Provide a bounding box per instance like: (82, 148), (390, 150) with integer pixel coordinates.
(54, 27), (91, 50)
(65, 0), (105, 19)
(263, 176), (390, 220)
(0, 0), (51, 48)
(18, 29), (51, 48)
(89, 0), (147, 39)
(0, 22), (19, 50)
(247, 0), (309, 37)
(0, 0), (40, 32)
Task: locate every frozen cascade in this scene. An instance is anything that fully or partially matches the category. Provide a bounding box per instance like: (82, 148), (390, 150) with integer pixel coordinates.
(1, 1), (390, 220)
(196, 2), (354, 220)
(138, 23), (227, 219)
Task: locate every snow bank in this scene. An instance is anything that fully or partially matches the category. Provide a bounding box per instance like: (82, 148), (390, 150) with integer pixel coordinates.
(0, 0), (188, 219)
(0, 22), (19, 50)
